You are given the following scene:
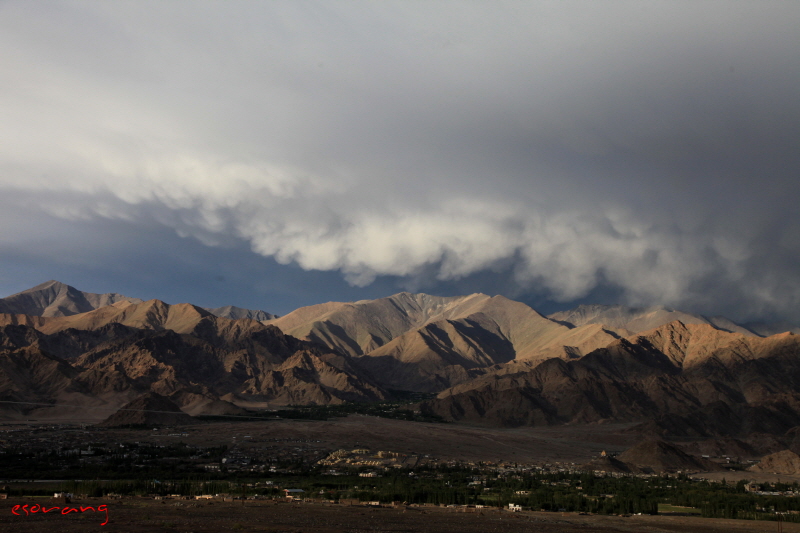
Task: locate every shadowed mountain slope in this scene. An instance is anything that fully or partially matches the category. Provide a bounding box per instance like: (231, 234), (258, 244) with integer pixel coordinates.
(204, 305), (277, 321)
(580, 455), (639, 474)
(617, 440), (723, 473)
(0, 325), (83, 400)
(97, 392), (195, 427)
(0, 280), (142, 317)
(419, 322), (800, 433)
(0, 300), (388, 422)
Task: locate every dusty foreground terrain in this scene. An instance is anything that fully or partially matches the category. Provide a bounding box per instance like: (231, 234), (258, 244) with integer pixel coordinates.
(101, 416), (640, 463)
(3, 498), (796, 533)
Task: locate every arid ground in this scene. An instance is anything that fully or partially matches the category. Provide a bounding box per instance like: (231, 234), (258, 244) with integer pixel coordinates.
(3, 497), (797, 533)
(98, 416), (642, 464)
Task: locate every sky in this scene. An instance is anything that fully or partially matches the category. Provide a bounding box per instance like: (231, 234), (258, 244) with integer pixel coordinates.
(1, 1), (799, 322)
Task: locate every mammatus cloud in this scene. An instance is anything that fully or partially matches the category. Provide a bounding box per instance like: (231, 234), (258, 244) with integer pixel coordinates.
(1, 1), (799, 321)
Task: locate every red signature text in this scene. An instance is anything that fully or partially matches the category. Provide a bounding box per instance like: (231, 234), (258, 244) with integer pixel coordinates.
(11, 503), (109, 526)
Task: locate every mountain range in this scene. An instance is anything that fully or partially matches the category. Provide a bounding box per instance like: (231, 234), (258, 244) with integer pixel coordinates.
(0, 280), (277, 321)
(0, 282), (383, 422)
(1, 280), (799, 440)
(421, 321), (800, 435)
(266, 293), (631, 392)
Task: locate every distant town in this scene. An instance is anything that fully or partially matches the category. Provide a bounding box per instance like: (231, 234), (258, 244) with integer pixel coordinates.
(2, 422), (800, 523)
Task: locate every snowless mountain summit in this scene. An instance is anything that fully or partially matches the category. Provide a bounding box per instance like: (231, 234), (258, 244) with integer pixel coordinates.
(0, 280), (142, 317)
(547, 303), (758, 336)
(0, 280), (277, 322)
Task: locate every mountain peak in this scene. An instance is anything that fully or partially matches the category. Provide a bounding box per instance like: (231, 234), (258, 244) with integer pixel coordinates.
(97, 392), (194, 427)
(22, 280), (70, 292)
(549, 303), (755, 336)
(0, 280), (142, 318)
(617, 439), (722, 472)
(204, 305), (277, 321)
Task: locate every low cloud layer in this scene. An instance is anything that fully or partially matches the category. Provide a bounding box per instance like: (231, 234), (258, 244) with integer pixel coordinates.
(1, 1), (799, 321)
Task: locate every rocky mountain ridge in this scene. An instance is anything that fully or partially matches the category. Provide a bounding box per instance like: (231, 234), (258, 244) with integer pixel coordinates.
(3, 281), (800, 437)
(267, 293), (629, 392)
(0, 280), (275, 322)
(582, 439), (724, 474)
(418, 321), (800, 435)
(547, 303), (759, 336)
(0, 280), (142, 317)
(0, 297), (385, 423)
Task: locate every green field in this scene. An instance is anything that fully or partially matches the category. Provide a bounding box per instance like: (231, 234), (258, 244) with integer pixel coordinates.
(658, 504), (701, 514)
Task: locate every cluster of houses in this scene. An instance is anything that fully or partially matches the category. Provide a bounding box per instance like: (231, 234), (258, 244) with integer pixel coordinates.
(744, 482), (800, 497)
(317, 448), (422, 472)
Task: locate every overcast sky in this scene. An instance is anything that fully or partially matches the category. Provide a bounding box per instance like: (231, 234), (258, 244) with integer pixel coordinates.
(1, 1), (799, 322)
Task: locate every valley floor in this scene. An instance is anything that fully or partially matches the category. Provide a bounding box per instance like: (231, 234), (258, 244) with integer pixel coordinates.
(91, 415), (643, 464)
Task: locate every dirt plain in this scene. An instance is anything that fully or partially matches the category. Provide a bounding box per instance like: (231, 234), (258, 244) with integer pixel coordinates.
(99, 415), (642, 464)
(3, 497), (798, 533)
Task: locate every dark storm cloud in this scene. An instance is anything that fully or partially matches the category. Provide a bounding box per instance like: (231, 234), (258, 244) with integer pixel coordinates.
(1, 1), (799, 321)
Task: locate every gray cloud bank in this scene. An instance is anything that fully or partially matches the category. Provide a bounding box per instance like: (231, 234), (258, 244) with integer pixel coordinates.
(1, 1), (799, 322)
